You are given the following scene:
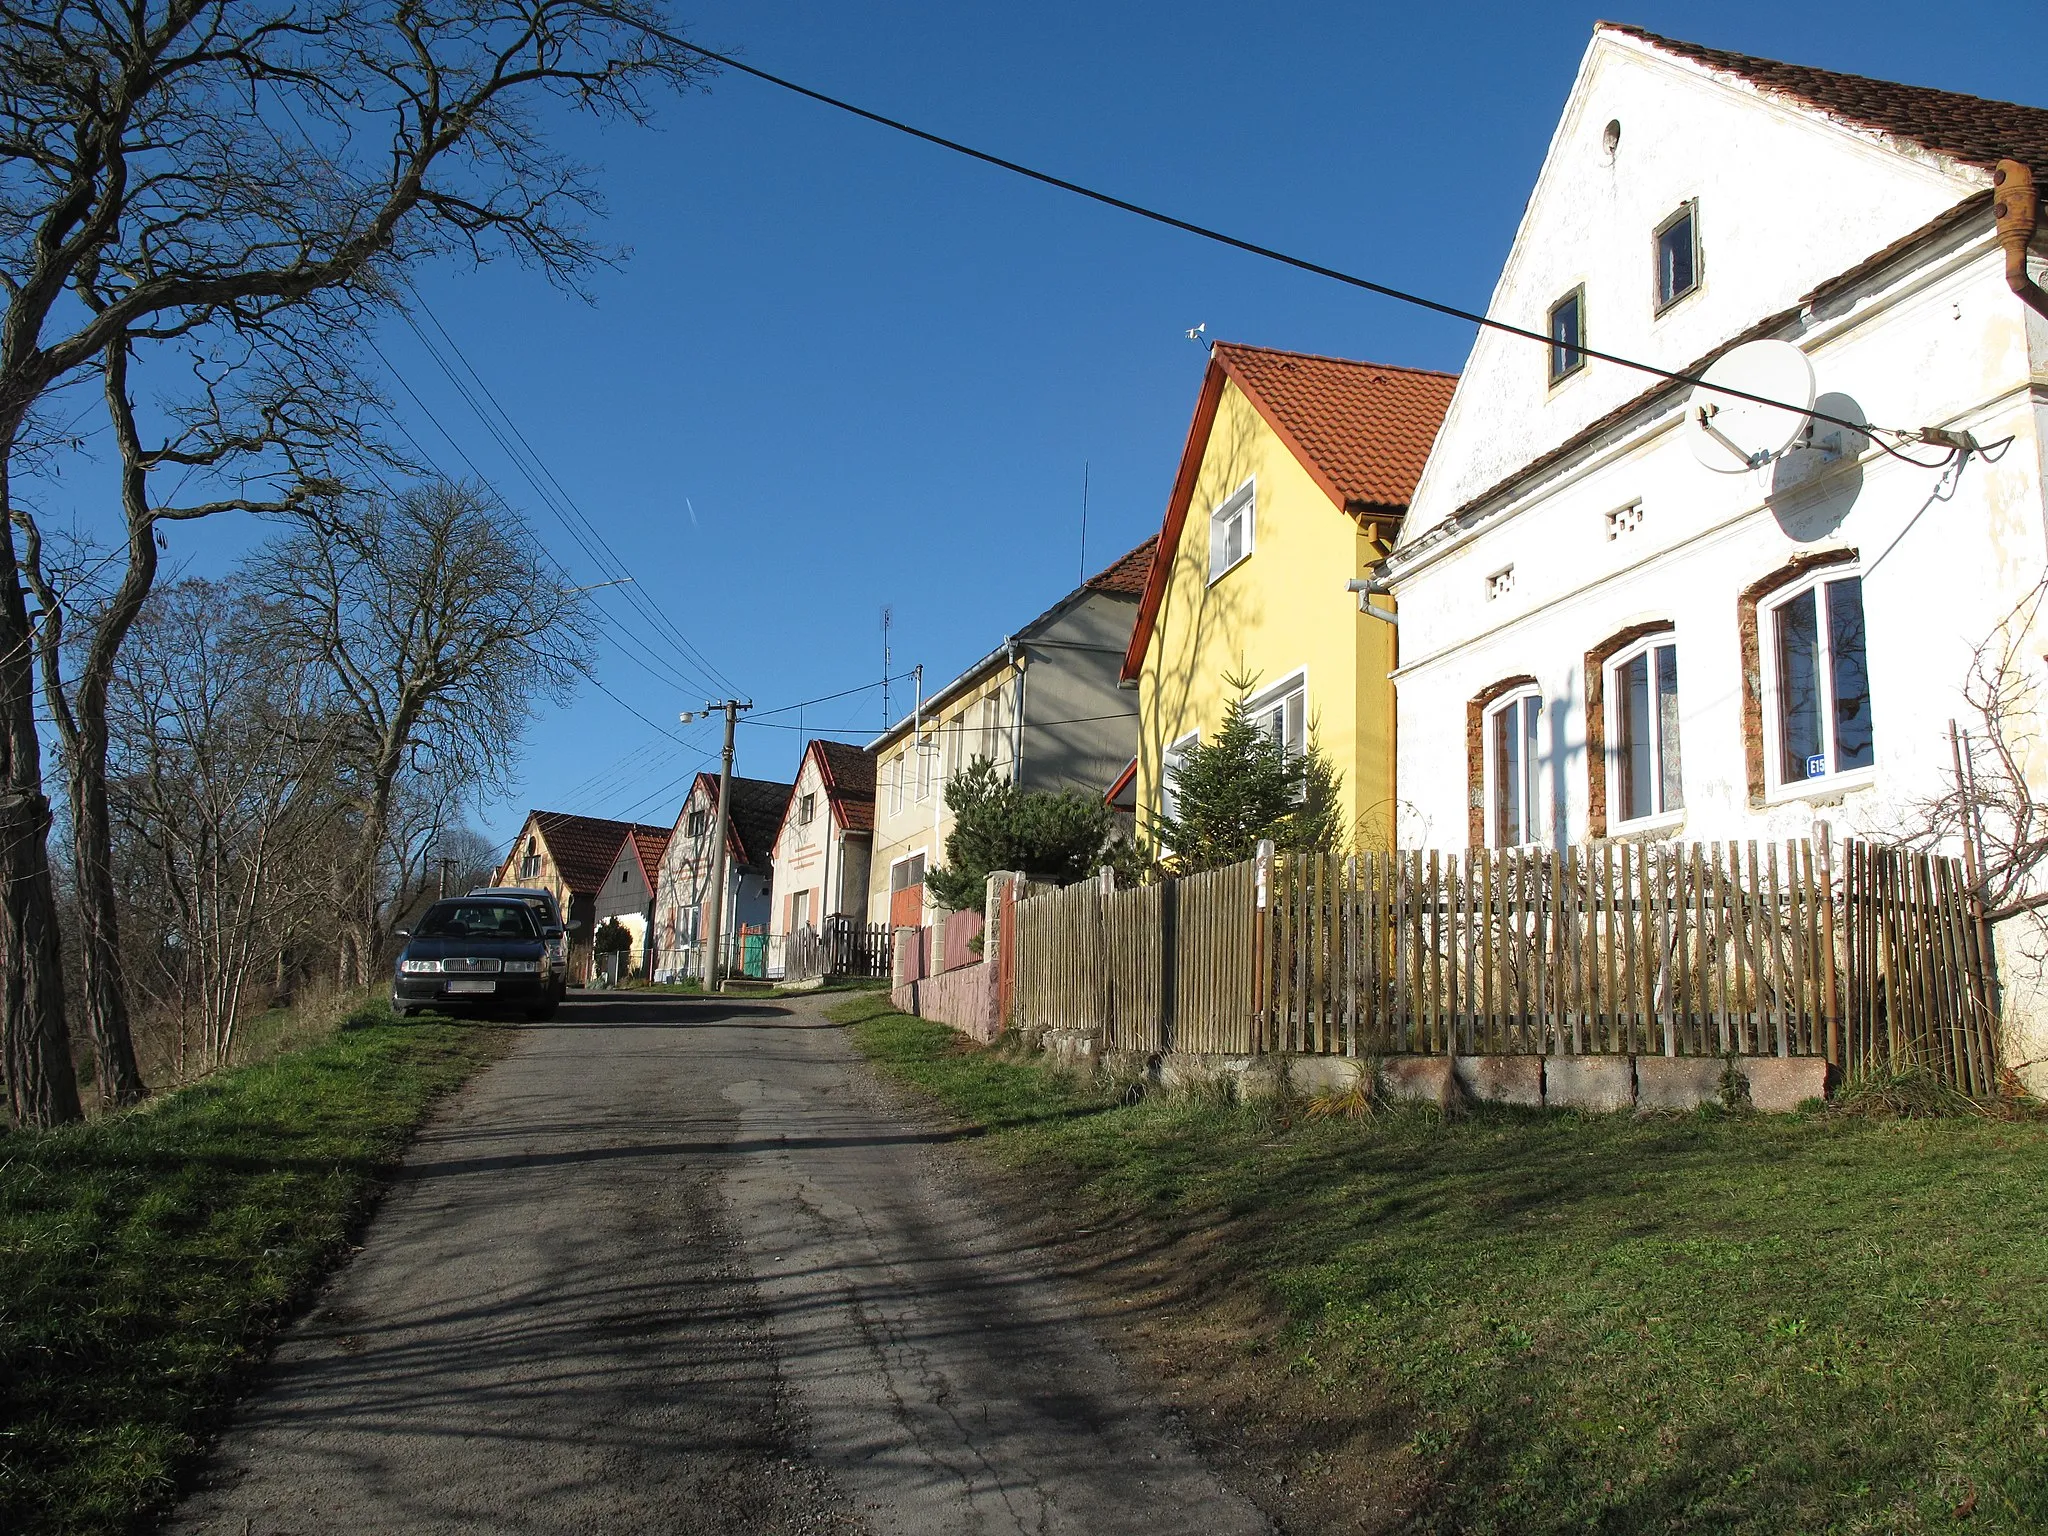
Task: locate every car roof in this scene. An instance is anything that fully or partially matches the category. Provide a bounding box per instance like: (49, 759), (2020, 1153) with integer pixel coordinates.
(468, 886), (558, 904)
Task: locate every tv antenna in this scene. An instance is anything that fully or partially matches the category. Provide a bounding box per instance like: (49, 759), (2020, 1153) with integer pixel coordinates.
(1079, 461), (1090, 584)
(1686, 340), (1816, 474)
(881, 605), (893, 728)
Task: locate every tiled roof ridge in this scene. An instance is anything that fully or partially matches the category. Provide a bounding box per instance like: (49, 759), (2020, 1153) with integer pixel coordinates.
(1085, 535), (1157, 596)
(1600, 22), (2048, 171)
(1210, 340), (1459, 380)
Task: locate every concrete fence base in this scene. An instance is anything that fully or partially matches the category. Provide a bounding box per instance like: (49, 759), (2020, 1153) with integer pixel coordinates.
(993, 1029), (1831, 1113)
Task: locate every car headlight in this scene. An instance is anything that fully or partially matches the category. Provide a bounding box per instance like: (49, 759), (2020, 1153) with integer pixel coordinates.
(502, 960), (542, 974)
(401, 958), (442, 974)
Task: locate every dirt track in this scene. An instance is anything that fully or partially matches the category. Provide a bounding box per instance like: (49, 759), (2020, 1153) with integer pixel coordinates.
(171, 992), (1269, 1535)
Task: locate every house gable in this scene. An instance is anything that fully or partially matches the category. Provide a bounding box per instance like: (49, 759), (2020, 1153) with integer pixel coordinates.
(1401, 25), (1990, 534)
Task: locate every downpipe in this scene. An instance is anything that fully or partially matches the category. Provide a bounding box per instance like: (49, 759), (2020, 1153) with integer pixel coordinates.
(1994, 159), (2048, 320)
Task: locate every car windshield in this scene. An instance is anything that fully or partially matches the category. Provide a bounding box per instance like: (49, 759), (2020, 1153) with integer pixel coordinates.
(415, 902), (538, 940)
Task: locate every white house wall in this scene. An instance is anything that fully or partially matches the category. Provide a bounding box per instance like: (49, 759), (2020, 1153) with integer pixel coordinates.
(1394, 244), (2046, 850)
(1403, 30), (1986, 531)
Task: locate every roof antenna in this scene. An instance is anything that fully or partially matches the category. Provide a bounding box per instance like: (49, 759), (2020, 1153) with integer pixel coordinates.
(881, 605), (893, 729)
(1079, 461), (1090, 584)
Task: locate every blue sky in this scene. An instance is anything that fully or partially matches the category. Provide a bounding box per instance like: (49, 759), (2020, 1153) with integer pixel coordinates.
(78, 1), (2048, 857)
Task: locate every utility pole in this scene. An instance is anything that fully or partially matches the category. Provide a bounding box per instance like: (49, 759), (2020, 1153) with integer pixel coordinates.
(696, 698), (753, 990)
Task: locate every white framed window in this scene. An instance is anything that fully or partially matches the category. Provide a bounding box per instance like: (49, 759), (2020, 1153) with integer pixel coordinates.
(1654, 201), (1701, 311)
(888, 752), (905, 816)
(518, 838), (540, 880)
(1607, 637), (1684, 827)
(1161, 730), (1200, 820)
(798, 791), (816, 827)
(1765, 571), (1873, 790)
(1244, 670), (1307, 760)
(789, 889), (811, 931)
(1208, 480), (1255, 582)
(686, 808), (709, 839)
(1484, 688), (1544, 847)
(915, 736), (933, 801)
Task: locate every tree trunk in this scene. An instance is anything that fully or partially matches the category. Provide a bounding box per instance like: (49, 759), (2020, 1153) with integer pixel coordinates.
(67, 743), (145, 1103)
(0, 456), (81, 1126)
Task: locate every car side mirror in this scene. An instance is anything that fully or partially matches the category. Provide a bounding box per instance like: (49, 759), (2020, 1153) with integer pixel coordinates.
(545, 924), (565, 938)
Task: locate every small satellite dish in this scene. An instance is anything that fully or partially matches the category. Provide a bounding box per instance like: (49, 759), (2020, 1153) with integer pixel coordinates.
(1685, 339), (1816, 474)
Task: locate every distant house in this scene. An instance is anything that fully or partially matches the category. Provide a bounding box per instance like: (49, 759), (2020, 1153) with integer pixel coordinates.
(650, 772), (793, 981)
(768, 739), (876, 938)
(592, 825), (670, 978)
(1121, 343), (1455, 852)
(868, 540), (1153, 929)
(495, 810), (670, 983)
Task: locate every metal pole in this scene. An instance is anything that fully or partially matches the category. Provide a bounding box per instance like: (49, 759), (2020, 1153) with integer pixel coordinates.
(702, 699), (752, 989)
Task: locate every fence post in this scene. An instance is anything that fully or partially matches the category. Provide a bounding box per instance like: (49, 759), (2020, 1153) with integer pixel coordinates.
(1252, 839), (1274, 1051)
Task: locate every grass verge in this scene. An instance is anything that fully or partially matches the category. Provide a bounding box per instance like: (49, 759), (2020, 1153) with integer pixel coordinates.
(0, 1001), (513, 1536)
(833, 994), (2048, 1534)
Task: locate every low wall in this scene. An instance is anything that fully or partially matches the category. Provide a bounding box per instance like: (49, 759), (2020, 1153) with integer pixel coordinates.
(1054, 1043), (1830, 1113)
(892, 960), (998, 1043)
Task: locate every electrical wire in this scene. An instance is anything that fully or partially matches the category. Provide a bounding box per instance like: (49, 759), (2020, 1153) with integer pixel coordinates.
(401, 303), (744, 698)
(749, 671), (919, 718)
(652, 29), (1964, 457)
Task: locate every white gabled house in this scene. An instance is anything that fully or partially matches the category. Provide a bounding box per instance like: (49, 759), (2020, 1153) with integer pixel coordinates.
(1377, 24), (2048, 1087)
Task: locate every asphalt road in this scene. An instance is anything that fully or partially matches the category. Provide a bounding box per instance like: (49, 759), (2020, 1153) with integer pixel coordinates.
(171, 992), (1269, 1535)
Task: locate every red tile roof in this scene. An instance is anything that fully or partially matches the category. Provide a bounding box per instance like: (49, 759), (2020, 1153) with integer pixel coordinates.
(625, 827), (670, 888)
(1606, 24), (2048, 171)
(513, 811), (671, 895)
(1210, 345), (1457, 516)
(811, 739), (877, 833)
(1120, 344), (1457, 681)
(1084, 537), (1158, 598)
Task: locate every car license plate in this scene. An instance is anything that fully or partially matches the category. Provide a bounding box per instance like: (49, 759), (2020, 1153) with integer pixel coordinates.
(446, 979), (496, 995)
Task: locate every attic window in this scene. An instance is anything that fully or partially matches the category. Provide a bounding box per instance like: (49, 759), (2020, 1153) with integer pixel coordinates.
(1548, 287), (1585, 383)
(1655, 202), (1700, 311)
(1208, 480), (1255, 581)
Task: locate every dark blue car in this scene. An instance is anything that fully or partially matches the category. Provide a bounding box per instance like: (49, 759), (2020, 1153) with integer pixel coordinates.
(392, 898), (560, 1020)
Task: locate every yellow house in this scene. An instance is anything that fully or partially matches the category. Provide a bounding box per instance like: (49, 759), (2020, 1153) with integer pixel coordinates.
(1121, 343), (1455, 851)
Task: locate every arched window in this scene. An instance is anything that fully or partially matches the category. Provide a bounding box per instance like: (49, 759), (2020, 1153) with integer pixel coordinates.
(1606, 633), (1684, 827)
(1738, 551), (1870, 801)
(1485, 687), (1544, 847)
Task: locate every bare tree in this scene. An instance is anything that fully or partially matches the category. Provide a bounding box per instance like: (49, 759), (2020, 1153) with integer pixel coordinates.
(0, 0), (711, 1122)
(16, 320), (373, 1104)
(107, 577), (345, 1069)
(244, 481), (594, 981)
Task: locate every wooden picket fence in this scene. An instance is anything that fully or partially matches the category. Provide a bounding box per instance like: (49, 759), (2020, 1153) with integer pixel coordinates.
(1001, 836), (2000, 1092)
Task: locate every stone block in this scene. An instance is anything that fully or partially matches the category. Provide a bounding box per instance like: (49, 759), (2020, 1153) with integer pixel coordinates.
(1225, 1057), (1284, 1103)
(1454, 1054), (1544, 1108)
(1544, 1055), (1635, 1112)
(1159, 1052), (1227, 1094)
(1742, 1057), (1831, 1113)
(1634, 1056), (1724, 1110)
(1285, 1056), (1365, 1098)
(1380, 1055), (1456, 1105)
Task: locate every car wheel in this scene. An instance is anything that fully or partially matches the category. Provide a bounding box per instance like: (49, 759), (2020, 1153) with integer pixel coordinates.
(392, 1001), (418, 1019)
(527, 1002), (558, 1021)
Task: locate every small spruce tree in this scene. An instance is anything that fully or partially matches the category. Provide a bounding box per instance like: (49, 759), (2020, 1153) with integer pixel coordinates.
(924, 758), (1135, 909)
(1148, 673), (1346, 874)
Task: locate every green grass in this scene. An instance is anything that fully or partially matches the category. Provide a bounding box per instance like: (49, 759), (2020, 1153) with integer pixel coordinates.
(835, 996), (2048, 1534)
(0, 1002), (510, 1535)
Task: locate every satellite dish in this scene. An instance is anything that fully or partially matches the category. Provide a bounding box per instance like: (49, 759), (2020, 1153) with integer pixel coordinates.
(1685, 340), (1816, 474)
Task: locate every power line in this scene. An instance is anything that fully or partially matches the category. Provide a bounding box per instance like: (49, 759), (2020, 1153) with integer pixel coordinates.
(652, 30), (1953, 453)
(402, 303), (744, 696)
(362, 331), (726, 699)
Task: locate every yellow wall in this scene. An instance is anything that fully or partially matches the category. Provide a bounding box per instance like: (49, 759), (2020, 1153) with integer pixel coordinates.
(1136, 379), (1398, 850)
(867, 662), (1021, 923)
